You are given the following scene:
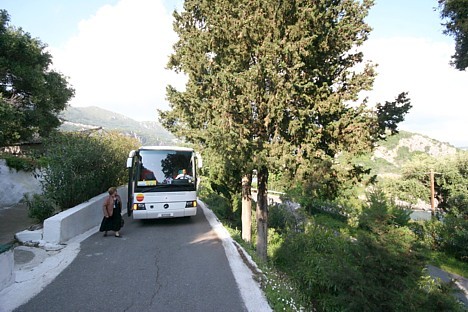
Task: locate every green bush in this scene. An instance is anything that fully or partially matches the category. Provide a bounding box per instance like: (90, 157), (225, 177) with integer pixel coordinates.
(199, 179), (242, 227)
(273, 221), (463, 311)
(201, 190), (232, 219)
(266, 228), (283, 259)
(439, 211), (468, 261)
(268, 203), (304, 234)
(409, 219), (444, 250)
(359, 188), (411, 230)
(39, 131), (139, 210)
(2, 153), (36, 172)
(24, 193), (58, 223)
(379, 177), (429, 205)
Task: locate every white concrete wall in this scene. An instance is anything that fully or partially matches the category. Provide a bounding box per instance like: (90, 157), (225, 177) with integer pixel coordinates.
(0, 250), (15, 291)
(1, 186), (127, 292)
(43, 186), (128, 244)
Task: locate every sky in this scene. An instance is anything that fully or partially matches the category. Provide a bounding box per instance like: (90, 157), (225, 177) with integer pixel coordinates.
(2, 0), (467, 147)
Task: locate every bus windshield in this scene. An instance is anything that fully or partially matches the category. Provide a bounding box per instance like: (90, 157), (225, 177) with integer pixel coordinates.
(135, 149), (195, 192)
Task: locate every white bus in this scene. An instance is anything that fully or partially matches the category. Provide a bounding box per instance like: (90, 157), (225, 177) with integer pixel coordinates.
(126, 146), (201, 219)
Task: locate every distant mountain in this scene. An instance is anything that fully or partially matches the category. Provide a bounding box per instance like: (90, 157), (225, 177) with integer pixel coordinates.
(59, 107), (465, 169)
(59, 106), (177, 146)
(355, 130), (462, 177)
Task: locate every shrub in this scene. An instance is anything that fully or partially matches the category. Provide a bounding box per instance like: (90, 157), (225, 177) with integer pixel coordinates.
(2, 153), (36, 172)
(268, 203), (304, 234)
(39, 131), (139, 210)
(24, 193), (58, 223)
(273, 220), (463, 311)
(199, 179), (242, 227)
(409, 219), (444, 250)
(439, 211), (468, 261)
(434, 191), (468, 261)
(359, 187), (411, 231)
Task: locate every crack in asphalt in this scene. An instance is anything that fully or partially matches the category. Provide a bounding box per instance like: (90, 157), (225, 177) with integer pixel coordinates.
(149, 246), (162, 307)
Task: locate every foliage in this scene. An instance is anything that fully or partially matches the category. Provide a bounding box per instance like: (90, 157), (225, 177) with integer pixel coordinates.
(286, 184), (362, 228)
(39, 131), (139, 210)
(401, 152), (468, 213)
(24, 193), (58, 223)
(409, 219), (444, 251)
(198, 179), (242, 228)
(426, 250), (468, 278)
(379, 177), (429, 205)
(260, 266), (306, 312)
(0, 10), (74, 147)
(437, 153), (468, 213)
(160, 0), (413, 260)
(376, 92), (413, 139)
(1, 153), (37, 172)
(201, 150), (243, 215)
(438, 0), (468, 70)
(439, 209), (468, 261)
(359, 187), (412, 230)
(272, 219), (463, 311)
(204, 179), (466, 311)
(222, 219), (308, 311)
(354, 153), (398, 175)
(268, 203), (305, 234)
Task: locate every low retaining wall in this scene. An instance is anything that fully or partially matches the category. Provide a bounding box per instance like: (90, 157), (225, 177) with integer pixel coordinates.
(0, 186), (128, 293)
(0, 250), (15, 292)
(43, 186), (128, 244)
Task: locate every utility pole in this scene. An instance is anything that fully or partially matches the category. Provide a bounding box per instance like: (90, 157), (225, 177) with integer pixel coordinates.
(430, 169), (435, 218)
(428, 169), (441, 218)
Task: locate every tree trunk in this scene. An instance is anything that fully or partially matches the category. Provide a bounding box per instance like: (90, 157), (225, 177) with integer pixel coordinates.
(241, 174), (252, 242)
(256, 166), (268, 261)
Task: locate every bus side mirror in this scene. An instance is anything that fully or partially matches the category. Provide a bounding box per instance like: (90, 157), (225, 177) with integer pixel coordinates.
(126, 157), (133, 168)
(196, 153), (203, 168)
(126, 150), (136, 168)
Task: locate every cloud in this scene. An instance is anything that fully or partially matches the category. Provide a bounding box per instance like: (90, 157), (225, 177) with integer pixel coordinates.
(51, 0), (185, 121)
(50, 1), (467, 147)
(361, 37), (468, 147)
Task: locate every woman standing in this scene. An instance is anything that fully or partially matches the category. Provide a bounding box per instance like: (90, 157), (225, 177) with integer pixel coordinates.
(99, 187), (123, 237)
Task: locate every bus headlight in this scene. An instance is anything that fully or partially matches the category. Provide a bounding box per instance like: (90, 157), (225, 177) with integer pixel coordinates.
(185, 201), (197, 208)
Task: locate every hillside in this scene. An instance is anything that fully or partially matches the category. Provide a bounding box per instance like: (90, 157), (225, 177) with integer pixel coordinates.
(355, 130), (461, 177)
(59, 107), (463, 174)
(59, 106), (177, 146)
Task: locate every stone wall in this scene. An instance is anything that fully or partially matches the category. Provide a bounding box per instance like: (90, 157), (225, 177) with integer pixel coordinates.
(0, 160), (42, 207)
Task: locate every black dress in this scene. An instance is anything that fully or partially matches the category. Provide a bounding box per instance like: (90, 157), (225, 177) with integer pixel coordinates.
(99, 197), (122, 232)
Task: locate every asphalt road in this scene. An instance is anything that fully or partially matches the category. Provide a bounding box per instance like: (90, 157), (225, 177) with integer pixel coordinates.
(13, 207), (249, 312)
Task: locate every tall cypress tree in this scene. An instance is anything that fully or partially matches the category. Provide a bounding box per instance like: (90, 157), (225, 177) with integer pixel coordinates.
(160, 0), (410, 261)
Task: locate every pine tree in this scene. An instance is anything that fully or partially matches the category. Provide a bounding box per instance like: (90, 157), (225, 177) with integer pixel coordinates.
(438, 0), (468, 70)
(0, 10), (74, 147)
(160, 0), (410, 261)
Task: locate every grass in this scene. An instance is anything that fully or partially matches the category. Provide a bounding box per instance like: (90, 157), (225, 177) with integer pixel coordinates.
(312, 211), (468, 279)
(228, 211), (468, 311)
(426, 250), (468, 278)
(201, 191), (467, 311)
(224, 223), (308, 311)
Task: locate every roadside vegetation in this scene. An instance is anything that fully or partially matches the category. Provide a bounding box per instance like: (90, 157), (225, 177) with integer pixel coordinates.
(200, 172), (468, 311)
(2, 2), (467, 310)
(3, 131), (140, 223)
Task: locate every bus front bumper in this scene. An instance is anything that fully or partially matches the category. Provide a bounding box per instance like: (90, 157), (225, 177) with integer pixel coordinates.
(132, 207), (197, 219)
